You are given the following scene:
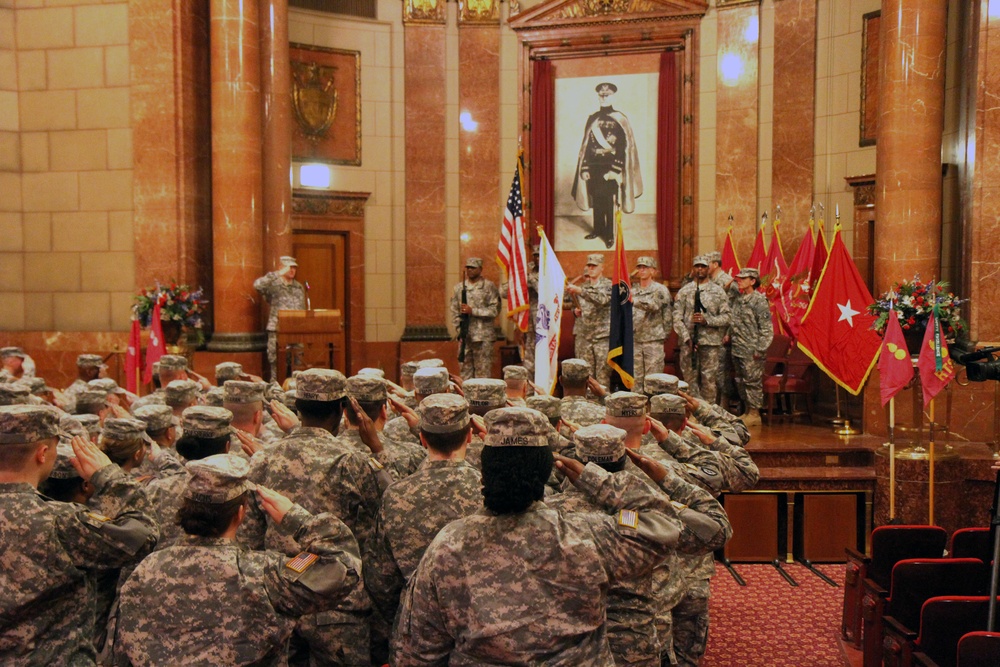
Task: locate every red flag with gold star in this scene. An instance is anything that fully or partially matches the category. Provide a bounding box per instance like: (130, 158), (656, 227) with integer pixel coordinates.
(878, 303), (913, 406)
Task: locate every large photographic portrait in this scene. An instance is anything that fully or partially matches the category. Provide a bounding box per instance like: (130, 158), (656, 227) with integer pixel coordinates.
(554, 70), (658, 252)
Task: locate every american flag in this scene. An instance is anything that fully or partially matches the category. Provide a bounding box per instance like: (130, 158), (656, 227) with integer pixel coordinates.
(497, 157), (530, 332)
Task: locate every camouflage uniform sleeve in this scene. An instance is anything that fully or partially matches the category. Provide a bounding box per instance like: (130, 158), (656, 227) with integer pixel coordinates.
(579, 279), (612, 307)
(364, 507), (406, 623)
(659, 430), (759, 493)
(672, 287), (690, 343)
(657, 473), (732, 555)
(237, 454), (270, 549)
(449, 283), (463, 332)
(660, 284), (674, 334)
(392, 550), (454, 666)
(263, 504), (363, 617)
(253, 271), (282, 300)
(653, 432), (727, 495)
(702, 287), (731, 328)
(754, 294), (774, 354)
(151, 448), (186, 479)
(55, 464), (159, 568)
(692, 400), (745, 446)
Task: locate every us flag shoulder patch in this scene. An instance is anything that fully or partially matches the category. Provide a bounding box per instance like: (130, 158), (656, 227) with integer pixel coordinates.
(86, 512), (110, 523)
(617, 509), (639, 530)
(285, 551), (319, 573)
(368, 457), (384, 471)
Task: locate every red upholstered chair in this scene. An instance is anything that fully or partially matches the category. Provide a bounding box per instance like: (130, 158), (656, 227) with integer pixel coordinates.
(883, 596), (993, 667)
(761, 334), (790, 426)
(950, 527), (993, 562)
(781, 343), (815, 423)
(843, 525), (948, 649)
(863, 559), (989, 667)
(957, 631), (1000, 667)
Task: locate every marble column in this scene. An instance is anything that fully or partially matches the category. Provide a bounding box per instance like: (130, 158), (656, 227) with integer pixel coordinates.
(873, 0), (947, 295)
(716, 1), (760, 260)
(207, 0), (266, 352)
(259, 0), (293, 270)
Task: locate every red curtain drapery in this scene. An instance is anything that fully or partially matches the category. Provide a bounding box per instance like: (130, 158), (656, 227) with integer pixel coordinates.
(656, 51), (680, 278)
(530, 59), (555, 242)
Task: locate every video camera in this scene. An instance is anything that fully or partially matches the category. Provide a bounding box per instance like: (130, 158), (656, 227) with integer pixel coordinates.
(955, 346), (1000, 382)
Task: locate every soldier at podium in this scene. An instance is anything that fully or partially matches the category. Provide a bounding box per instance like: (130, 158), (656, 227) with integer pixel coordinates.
(254, 256), (306, 381)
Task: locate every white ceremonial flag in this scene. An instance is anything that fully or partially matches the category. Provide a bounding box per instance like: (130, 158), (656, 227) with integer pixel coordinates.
(534, 227), (566, 394)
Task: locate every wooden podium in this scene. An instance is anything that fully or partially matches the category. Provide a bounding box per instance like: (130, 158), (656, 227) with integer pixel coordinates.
(276, 309), (344, 382)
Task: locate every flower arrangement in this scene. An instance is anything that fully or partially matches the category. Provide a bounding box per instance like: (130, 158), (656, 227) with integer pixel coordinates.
(134, 283), (208, 343)
(867, 276), (966, 338)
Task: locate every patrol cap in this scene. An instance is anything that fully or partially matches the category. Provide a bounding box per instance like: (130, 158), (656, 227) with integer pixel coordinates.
(224, 380), (266, 405)
(100, 418), (151, 459)
(692, 255), (709, 267)
(21, 377), (50, 395)
(644, 373), (679, 396)
(158, 354), (188, 371)
(484, 407), (551, 448)
(0, 347), (26, 359)
(165, 379), (200, 407)
(75, 388), (108, 410)
(203, 387), (225, 407)
(77, 354), (106, 369)
(560, 398), (605, 427)
(465, 258), (484, 268)
(586, 254), (604, 266)
(280, 255), (298, 268)
(215, 362), (243, 383)
(49, 442), (82, 480)
(89, 378), (126, 395)
(526, 394), (561, 420)
(419, 394), (470, 434)
(503, 365), (529, 382)
(651, 393), (687, 417)
(347, 375), (387, 402)
(133, 404), (173, 432)
(129, 393), (166, 413)
(636, 256), (657, 268)
(463, 378), (507, 409)
(0, 384), (31, 406)
(574, 424), (627, 464)
(736, 267), (759, 280)
(595, 82), (618, 94)
(181, 406), (234, 439)
(678, 380), (690, 392)
(560, 358), (591, 382)
(707, 251), (722, 264)
(605, 391), (648, 418)
(282, 390), (297, 409)
(0, 405), (69, 444)
(413, 367), (449, 395)
(416, 358), (446, 369)
(400, 361), (419, 378)
(74, 413), (102, 435)
(184, 454), (255, 504)
(357, 367), (386, 378)
(295, 369), (347, 402)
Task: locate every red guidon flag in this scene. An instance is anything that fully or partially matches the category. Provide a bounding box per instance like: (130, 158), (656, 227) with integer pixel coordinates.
(797, 225), (881, 395)
(811, 219), (829, 288)
(747, 224), (767, 272)
(916, 301), (956, 406)
(721, 227), (740, 277)
(878, 302), (913, 406)
(496, 155), (530, 332)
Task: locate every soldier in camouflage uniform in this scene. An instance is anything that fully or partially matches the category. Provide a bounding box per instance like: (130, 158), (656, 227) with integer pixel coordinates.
(240, 369), (384, 667)
(366, 394), (482, 661)
(567, 253), (613, 387)
(223, 380), (272, 455)
(672, 255), (731, 404)
(450, 257), (501, 379)
(0, 406), (158, 665)
(382, 367), (451, 449)
(215, 361), (243, 386)
(632, 256), (673, 394)
(727, 267), (773, 427)
(115, 454), (362, 665)
(462, 377), (508, 469)
(391, 407), (686, 666)
(165, 379), (201, 418)
(61, 353), (106, 413)
(522, 245), (540, 373)
(254, 255), (307, 382)
(341, 374), (425, 480)
(503, 364), (530, 406)
(707, 250), (738, 409)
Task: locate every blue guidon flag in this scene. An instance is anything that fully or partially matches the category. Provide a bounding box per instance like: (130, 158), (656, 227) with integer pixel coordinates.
(607, 210), (634, 391)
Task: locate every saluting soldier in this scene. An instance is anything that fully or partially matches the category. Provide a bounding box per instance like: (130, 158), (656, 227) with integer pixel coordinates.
(254, 256), (307, 382)
(450, 258), (501, 380)
(632, 256), (673, 394)
(566, 254), (613, 387)
(672, 255), (731, 404)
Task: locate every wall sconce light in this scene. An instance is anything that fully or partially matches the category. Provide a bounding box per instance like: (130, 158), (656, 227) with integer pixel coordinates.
(300, 163), (331, 188)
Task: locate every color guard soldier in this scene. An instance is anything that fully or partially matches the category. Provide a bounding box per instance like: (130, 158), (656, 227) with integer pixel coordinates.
(450, 258), (501, 380)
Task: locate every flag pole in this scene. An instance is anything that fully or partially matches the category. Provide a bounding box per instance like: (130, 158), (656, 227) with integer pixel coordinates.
(889, 397), (896, 519)
(929, 398), (936, 525)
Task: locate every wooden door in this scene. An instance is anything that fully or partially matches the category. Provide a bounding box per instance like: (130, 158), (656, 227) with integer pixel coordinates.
(292, 232), (349, 371)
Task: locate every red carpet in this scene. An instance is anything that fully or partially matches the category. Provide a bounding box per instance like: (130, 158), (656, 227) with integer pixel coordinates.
(702, 563), (848, 667)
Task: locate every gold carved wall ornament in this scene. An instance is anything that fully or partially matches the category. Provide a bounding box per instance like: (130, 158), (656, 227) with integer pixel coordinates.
(543, 0), (699, 21)
(459, 0), (499, 24)
(404, 0), (446, 24)
(291, 62), (339, 144)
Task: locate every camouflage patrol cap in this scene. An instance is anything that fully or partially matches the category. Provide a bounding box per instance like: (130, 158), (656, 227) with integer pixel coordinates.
(678, 380), (690, 392)
(650, 393), (687, 417)
(560, 358), (591, 382)
(203, 387), (225, 407)
(465, 257), (484, 268)
(413, 367), (449, 395)
(77, 353), (106, 368)
(400, 361), (419, 378)
(215, 362), (243, 383)
(0, 405), (69, 444)
(129, 393), (166, 413)
(0, 347), (26, 359)
(416, 358), (446, 369)
(463, 378), (507, 408)
(526, 394), (561, 420)
(282, 390), (297, 409)
(586, 254), (604, 266)
(165, 379), (200, 407)
(636, 256), (657, 268)
(89, 378), (126, 395)
(692, 255), (709, 267)
(49, 442), (82, 480)
(643, 373), (679, 396)
(75, 388), (108, 410)
(280, 255), (298, 268)
(419, 393), (470, 434)
(357, 367), (386, 378)
(20, 377), (49, 395)
(707, 251), (722, 264)
(224, 380), (266, 405)
(133, 404), (173, 432)
(100, 418), (150, 459)
(484, 407), (551, 448)
(574, 424), (627, 464)
(503, 365), (529, 382)
(0, 384), (31, 406)
(74, 413), (102, 435)
(158, 354), (188, 371)
(559, 398), (605, 427)
(605, 391), (648, 418)
(347, 375), (387, 402)
(296, 369), (347, 402)
(181, 406), (234, 439)
(736, 267), (760, 280)
(184, 454), (255, 504)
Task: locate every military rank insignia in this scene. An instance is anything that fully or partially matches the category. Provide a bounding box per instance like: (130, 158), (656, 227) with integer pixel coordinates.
(286, 551), (319, 573)
(617, 509), (639, 529)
